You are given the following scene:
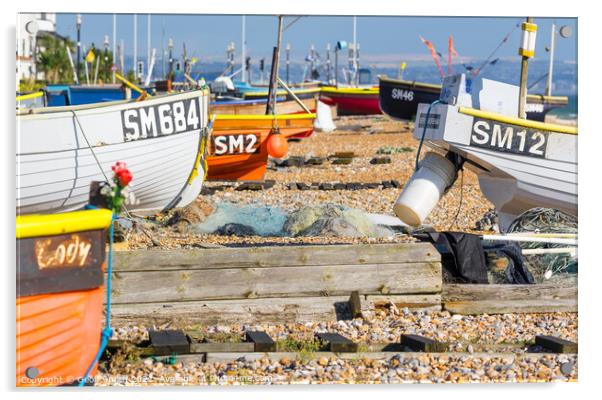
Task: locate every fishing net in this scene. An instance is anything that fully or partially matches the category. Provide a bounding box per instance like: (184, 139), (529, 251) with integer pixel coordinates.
(508, 208), (578, 283)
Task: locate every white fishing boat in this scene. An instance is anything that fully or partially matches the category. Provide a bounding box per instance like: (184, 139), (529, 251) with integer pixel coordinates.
(17, 89), (210, 215)
(394, 73), (577, 231)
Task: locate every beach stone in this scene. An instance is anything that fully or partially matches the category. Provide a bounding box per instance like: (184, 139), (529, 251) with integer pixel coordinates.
(560, 361), (573, 376)
(214, 223), (258, 236)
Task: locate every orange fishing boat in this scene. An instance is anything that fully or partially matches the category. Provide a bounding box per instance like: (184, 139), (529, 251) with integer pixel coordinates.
(207, 113), (316, 181)
(16, 209), (113, 386)
(210, 96), (317, 115)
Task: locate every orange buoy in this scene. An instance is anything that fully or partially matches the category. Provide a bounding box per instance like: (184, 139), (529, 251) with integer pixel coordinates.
(266, 134), (288, 159)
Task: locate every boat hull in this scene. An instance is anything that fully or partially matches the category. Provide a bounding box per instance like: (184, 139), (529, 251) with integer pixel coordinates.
(379, 76), (569, 122)
(210, 96), (317, 116)
(320, 87), (381, 115)
(17, 90), (209, 215)
(414, 102), (577, 230)
(16, 209), (113, 386)
(207, 115), (316, 181)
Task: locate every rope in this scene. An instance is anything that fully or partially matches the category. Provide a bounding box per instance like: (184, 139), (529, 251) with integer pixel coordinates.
(472, 21), (521, 77)
(70, 110), (136, 222)
(78, 212), (115, 386)
(415, 100), (440, 171)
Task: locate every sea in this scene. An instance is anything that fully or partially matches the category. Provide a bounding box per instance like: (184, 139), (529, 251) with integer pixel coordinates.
(547, 94), (578, 121)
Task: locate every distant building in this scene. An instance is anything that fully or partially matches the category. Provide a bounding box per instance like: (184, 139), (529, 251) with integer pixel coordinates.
(17, 13), (57, 83)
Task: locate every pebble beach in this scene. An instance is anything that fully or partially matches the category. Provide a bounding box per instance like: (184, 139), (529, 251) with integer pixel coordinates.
(100, 114), (578, 385)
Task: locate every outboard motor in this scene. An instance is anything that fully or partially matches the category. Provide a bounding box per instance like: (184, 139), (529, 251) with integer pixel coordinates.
(394, 152), (459, 227)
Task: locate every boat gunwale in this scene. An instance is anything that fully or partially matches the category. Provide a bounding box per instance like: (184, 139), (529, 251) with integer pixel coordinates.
(458, 106), (578, 135)
(16, 89), (209, 117)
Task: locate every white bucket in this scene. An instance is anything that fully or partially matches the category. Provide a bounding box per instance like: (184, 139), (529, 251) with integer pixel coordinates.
(394, 152), (457, 227)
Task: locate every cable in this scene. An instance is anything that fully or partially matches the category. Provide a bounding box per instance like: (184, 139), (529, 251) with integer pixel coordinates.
(415, 100), (440, 171)
(450, 168), (464, 230)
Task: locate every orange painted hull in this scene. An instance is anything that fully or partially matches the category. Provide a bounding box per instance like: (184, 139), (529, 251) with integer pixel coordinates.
(210, 97), (317, 116)
(16, 286), (103, 386)
(207, 117), (315, 181)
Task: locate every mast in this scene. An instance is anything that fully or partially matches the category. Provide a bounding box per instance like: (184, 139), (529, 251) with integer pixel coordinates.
(266, 15), (284, 115)
(241, 15), (246, 83)
(545, 22), (556, 97)
(147, 14), (151, 81)
(133, 14), (138, 80)
(285, 42), (290, 84)
(518, 17), (536, 118)
(353, 16), (357, 86)
(112, 14), (116, 83)
(76, 14), (82, 82)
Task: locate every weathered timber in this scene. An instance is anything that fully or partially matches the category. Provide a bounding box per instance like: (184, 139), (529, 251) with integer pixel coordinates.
(442, 283), (577, 314)
(367, 294), (442, 311)
(113, 243), (439, 271)
(110, 294), (441, 325)
(349, 291), (363, 318)
(316, 333), (358, 353)
(535, 336), (578, 354)
(189, 342), (255, 353)
(246, 331), (277, 352)
(109, 262), (441, 303)
(400, 334), (448, 352)
(110, 296), (353, 325)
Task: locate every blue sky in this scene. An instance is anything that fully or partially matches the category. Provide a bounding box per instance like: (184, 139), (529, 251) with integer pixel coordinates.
(54, 14), (577, 67)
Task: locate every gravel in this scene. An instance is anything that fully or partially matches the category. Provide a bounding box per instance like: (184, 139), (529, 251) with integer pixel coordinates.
(102, 309), (577, 385)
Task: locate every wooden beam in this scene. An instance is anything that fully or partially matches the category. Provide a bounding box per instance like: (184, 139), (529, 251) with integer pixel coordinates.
(110, 296), (352, 325)
(112, 243), (440, 272)
(442, 283), (577, 315)
(109, 262), (442, 304)
(400, 334), (448, 352)
(316, 333), (358, 353)
(535, 336), (578, 354)
(246, 331), (277, 352)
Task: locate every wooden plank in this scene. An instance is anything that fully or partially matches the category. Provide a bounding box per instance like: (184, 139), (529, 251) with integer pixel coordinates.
(109, 262), (442, 304)
(367, 294), (442, 311)
(110, 296), (353, 325)
(442, 283), (577, 302)
(113, 243), (440, 272)
(535, 336), (578, 354)
(443, 299), (577, 315)
(189, 342), (255, 353)
(442, 283), (577, 315)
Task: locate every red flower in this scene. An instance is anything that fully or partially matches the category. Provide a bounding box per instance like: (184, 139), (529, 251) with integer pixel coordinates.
(112, 161), (128, 174)
(116, 169), (133, 186)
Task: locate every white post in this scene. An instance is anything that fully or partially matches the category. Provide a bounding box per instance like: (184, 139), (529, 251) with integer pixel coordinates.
(546, 22), (556, 97)
(66, 45), (78, 84)
(133, 14), (138, 78)
(241, 15), (246, 83)
(147, 14), (151, 79)
(145, 48), (156, 87)
(112, 14), (116, 83)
